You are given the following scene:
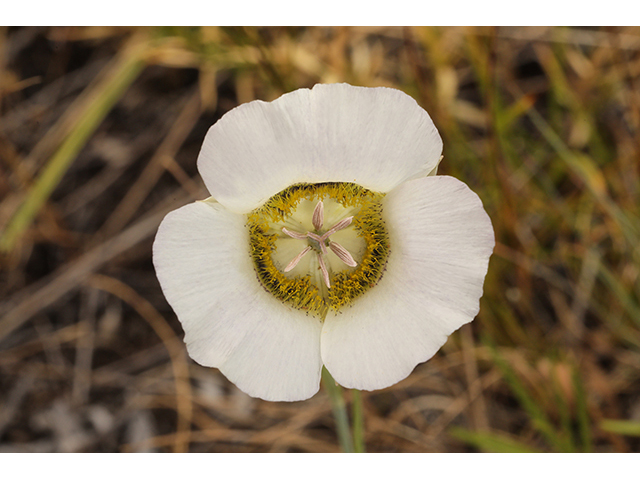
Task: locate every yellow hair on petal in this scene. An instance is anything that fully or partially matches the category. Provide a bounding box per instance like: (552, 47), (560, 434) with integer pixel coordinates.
(247, 182), (390, 318)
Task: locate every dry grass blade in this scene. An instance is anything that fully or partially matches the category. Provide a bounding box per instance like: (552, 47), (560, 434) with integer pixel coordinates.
(0, 188), (203, 343)
(98, 89), (203, 237)
(1, 26), (639, 453)
(87, 274), (192, 453)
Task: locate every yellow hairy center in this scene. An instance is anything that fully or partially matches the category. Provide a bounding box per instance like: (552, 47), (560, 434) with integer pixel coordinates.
(247, 182), (390, 318)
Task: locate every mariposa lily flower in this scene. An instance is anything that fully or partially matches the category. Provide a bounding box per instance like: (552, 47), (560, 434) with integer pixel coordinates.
(153, 83), (494, 402)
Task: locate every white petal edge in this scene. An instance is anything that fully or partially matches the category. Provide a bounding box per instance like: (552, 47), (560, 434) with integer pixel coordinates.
(321, 176), (495, 391)
(152, 200), (323, 401)
(198, 83), (443, 213)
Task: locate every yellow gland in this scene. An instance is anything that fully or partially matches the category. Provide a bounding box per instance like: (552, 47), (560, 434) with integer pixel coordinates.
(247, 182), (390, 318)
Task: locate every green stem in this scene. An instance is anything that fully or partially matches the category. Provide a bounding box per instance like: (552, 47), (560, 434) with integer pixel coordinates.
(351, 388), (365, 452)
(321, 367), (354, 453)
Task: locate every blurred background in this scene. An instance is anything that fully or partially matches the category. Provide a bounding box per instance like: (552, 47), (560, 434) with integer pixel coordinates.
(0, 26), (639, 453)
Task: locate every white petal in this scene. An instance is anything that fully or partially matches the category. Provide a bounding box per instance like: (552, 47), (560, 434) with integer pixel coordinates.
(153, 200), (323, 401)
(198, 83), (443, 213)
(321, 176), (494, 390)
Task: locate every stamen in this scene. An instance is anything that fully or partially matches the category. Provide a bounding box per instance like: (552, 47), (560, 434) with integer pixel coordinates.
(282, 227), (307, 240)
(329, 241), (357, 267)
(284, 246), (312, 272)
(317, 254), (331, 288)
(312, 200), (324, 231)
(321, 216), (353, 241)
(306, 232), (327, 254)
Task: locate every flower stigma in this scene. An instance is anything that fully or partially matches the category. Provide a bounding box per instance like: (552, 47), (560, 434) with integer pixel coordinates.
(247, 182), (390, 318)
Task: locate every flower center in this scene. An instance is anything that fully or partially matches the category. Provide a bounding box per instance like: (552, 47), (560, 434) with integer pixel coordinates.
(247, 182), (390, 318)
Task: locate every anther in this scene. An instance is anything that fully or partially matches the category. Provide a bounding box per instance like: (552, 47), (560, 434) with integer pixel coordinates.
(312, 200), (324, 231)
(321, 216), (353, 241)
(282, 227), (307, 240)
(329, 241), (357, 267)
(284, 246), (312, 272)
(317, 253), (331, 288)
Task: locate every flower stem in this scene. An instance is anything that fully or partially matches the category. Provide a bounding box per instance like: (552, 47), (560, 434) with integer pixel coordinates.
(321, 367), (354, 453)
(351, 388), (366, 452)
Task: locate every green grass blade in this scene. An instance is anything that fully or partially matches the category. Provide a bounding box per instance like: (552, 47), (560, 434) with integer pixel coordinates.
(600, 420), (640, 437)
(488, 343), (570, 452)
(550, 366), (576, 453)
(0, 39), (147, 252)
(524, 103), (640, 247)
(598, 262), (640, 328)
(573, 369), (593, 452)
(450, 426), (540, 453)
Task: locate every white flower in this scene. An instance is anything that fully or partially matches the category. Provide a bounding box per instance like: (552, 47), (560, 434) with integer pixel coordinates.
(153, 83), (494, 402)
